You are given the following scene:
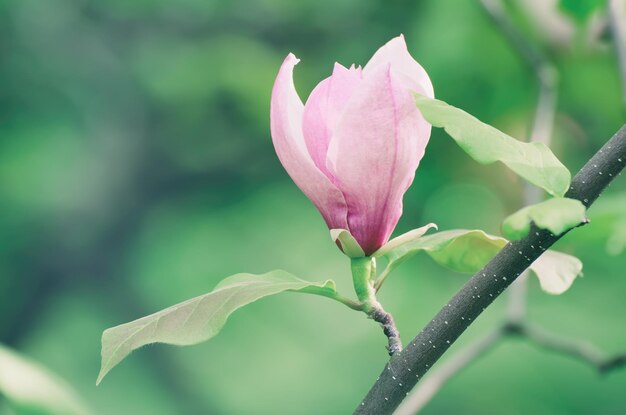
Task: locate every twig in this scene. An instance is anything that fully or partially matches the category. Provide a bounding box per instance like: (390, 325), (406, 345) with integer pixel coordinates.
(609, 0), (626, 109)
(479, 0), (551, 79)
(353, 125), (626, 414)
(394, 328), (504, 415)
(370, 306), (403, 355)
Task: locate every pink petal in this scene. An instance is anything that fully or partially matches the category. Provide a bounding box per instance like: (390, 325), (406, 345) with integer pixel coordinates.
(364, 34), (434, 98)
(302, 63), (362, 178)
(326, 64), (431, 254)
(270, 54), (349, 230)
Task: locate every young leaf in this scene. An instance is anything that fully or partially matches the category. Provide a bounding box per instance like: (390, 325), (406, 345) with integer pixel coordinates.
(372, 223), (438, 257)
(0, 344), (91, 415)
(502, 197), (587, 240)
(529, 250), (583, 295)
(98, 271), (336, 385)
(414, 95), (571, 197)
(381, 229), (508, 275)
(330, 229), (365, 258)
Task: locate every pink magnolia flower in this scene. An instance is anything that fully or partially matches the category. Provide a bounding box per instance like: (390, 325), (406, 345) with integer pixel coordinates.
(270, 35), (433, 255)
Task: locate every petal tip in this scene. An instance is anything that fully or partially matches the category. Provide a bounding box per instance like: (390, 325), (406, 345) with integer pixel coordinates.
(332, 62), (350, 75)
(387, 34), (408, 49)
(285, 52), (300, 65)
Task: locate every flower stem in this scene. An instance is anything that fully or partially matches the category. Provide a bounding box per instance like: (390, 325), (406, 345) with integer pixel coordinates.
(350, 257), (377, 307)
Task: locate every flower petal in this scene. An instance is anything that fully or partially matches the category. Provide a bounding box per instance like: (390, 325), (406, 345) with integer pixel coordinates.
(326, 64), (431, 254)
(302, 63), (362, 177)
(270, 54), (349, 230)
(364, 34), (434, 98)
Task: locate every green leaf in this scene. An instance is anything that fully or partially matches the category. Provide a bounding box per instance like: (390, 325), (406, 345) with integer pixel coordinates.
(502, 198), (587, 240)
(414, 95), (571, 197)
(529, 250), (583, 295)
(559, 0), (604, 22)
(0, 344), (91, 415)
(98, 271), (336, 384)
(372, 223), (438, 257)
(381, 229), (508, 275)
(330, 229), (365, 258)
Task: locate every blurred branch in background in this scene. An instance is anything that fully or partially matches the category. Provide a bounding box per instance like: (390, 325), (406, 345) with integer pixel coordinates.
(392, 0), (626, 413)
(609, 0), (626, 109)
(396, 320), (626, 415)
(513, 323), (626, 374)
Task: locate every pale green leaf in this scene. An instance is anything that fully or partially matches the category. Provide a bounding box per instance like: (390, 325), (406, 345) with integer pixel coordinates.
(529, 250), (583, 294)
(382, 229), (508, 275)
(98, 271), (335, 384)
(330, 229), (365, 258)
(0, 344), (91, 415)
(414, 95), (571, 197)
(502, 197), (587, 240)
(372, 223), (438, 257)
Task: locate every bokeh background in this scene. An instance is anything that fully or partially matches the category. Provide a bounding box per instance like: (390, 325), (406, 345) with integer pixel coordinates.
(1, 0), (625, 414)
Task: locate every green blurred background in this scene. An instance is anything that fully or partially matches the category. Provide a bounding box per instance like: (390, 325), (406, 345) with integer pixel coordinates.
(1, 0), (625, 413)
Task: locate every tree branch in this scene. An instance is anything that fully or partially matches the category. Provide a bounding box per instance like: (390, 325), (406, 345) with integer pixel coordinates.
(353, 125), (626, 414)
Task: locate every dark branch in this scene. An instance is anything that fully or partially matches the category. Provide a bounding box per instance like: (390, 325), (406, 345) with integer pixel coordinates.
(354, 125), (626, 414)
